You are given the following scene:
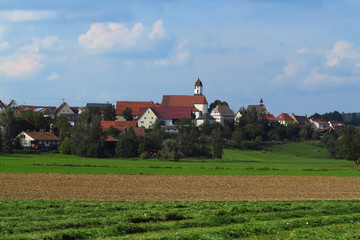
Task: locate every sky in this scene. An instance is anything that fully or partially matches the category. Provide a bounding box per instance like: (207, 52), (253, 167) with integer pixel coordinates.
(1, 0), (360, 116)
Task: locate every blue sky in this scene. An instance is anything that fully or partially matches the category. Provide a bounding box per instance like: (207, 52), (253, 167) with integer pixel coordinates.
(0, 0), (360, 116)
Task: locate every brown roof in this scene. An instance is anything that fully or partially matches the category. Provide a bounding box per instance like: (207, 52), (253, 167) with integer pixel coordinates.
(161, 95), (208, 107)
(311, 118), (328, 124)
(116, 101), (154, 116)
(291, 114), (309, 124)
(119, 127), (146, 137)
(247, 104), (267, 114)
(194, 78), (203, 87)
(104, 135), (119, 142)
(212, 105), (234, 115)
(23, 131), (60, 141)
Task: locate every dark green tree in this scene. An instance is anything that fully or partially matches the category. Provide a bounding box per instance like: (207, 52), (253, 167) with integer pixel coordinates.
(51, 115), (71, 141)
(116, 127), (139, 158)
(122, 107), (133, 121)
(200, 119), (212, 136)
(58, 139), (73, 154)
(337, 126), (360, 165)
(105, 126), (121, 138)
(211, 128), (223, 159)
(0, 107), (15, 153)
(17, 111), (48, 131)
(161, 138), (182, 162)
(208, 99), (229, 113)
(104, 104), (116, 121)
(299, 122), (314, 141)
(175, 117), (198, 157)
(71, 108), (104, 158)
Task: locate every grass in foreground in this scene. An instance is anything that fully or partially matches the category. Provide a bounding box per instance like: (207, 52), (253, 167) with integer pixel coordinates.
(0, 142), (358, 176)
(1, 199), (360, 239)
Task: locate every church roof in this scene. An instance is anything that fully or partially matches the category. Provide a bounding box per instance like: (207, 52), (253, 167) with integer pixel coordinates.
(194, 78), (203, 87)
(161, 95), (208, 107)
(115, 101), (155, 116)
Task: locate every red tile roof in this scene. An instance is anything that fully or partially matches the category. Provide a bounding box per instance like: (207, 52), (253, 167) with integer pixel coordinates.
(23, 131), (60, 141)
(276, 113), (294, 121)
(138, 107), (192, 120)
(119, 127), (146, 137)
(101, 121), (137, 130)
(116, 101), (155, 116)
(161, 95), (208, 107)
(104, 135), (119, 142)
(265, 113), (277, 121)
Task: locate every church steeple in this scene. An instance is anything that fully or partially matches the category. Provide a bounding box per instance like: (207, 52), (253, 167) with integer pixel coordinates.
(194, 77), (203, 95)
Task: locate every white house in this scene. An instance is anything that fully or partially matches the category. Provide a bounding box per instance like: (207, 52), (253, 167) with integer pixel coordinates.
(138, 107), (192, 129)
(210, 105), (235, 125)
(18, 131), (60, 151)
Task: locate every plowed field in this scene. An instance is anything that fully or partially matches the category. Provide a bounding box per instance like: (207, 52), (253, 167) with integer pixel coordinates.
(1, 173), (360, 201)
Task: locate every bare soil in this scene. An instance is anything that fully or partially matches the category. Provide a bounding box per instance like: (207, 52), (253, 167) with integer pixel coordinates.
(1, 173), (360, 201)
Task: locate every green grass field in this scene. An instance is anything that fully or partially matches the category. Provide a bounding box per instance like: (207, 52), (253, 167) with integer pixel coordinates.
(0, 142), (358, 176)
(1, 142), (360, 239)
(2, 199), (360, 239)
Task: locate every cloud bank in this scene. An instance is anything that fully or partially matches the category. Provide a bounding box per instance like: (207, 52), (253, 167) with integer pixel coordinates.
(275, 41), (360, 89)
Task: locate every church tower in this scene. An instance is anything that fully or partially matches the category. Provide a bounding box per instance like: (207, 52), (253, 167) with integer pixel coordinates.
(194, 77), (203, 95)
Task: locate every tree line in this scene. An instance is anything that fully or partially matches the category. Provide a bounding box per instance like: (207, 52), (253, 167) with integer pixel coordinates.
(1, 104), (360, 165)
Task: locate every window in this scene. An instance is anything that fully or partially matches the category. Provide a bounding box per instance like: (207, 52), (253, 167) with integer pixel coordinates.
(144, 117), (146, 119)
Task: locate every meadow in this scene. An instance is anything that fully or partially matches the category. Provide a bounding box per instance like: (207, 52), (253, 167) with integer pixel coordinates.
(1, 142), (360, 239)
(0, 142), (358, 177)
(2, 199), (360, 239)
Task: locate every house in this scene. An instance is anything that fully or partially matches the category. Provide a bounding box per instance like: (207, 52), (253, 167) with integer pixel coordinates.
(137, 106), (192, 129)
(210, 105), (235, 126)
(246, 98), (268, 115)
(196, 113), (216, 126)
(54, 102), (79, 125)
(161, 78), (208, 119)
(264, 113), (277, 124)
(101, 120), (137, 130)
(18, 131), (60, 151)
(328, 120), (345, 130)
(276, 113), (295, 126)
(34, 106), (57, 118)
(0, 100), (6, 112)
(115, 101), (156, 121)
(101, 120), (145, 137)
(291, 114), (309, 125)
(7, 100), (22, 117)
(86, 103), (112, 118)
(310, 118), (330, 130)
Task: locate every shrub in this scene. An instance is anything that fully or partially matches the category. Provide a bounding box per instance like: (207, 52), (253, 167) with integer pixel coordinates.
(58, 139), (73, 155)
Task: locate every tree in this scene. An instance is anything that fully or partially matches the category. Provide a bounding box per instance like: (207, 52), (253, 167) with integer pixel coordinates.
(71, 109), (104, 158)
(17, 111), (48, 131)
(105, 126), (121, 138)
(211, 128), (223, 159)
(116, 127), (139, 158)
(161, 138), (182, 162)
(122, 107), (133, 121)
(337, 126), (360, 165)
(299, 122), (314, 141)
(0, 107), (15, 153)
(58, 139), (73, 154)
(175, 117), (198, 157)
(104, 104), (116, 121)
(208, 99), (229, 113)
(51, 115), (71, 141)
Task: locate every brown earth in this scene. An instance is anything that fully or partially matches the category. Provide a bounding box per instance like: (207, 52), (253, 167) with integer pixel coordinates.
(1, 173), (360, 201)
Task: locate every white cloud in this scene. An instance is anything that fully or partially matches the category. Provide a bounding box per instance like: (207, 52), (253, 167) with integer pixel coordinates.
(21, 36), (61, 53)
(0, 53), (43, 78)
(153, 40), (190, 67)
(148, 20), (166, 40)
(0, 10), (56, 22)
(275, 41), (360, 89)
(78, 20), (167, 51)
(46, 72), (59, 81)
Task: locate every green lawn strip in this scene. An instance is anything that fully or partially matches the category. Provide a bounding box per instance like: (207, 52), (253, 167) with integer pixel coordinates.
(0, 142), (358, 176)
(2, 200), (360, 239)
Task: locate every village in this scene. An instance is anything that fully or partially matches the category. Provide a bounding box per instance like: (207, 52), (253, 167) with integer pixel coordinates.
(1, 78), (345, 152)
